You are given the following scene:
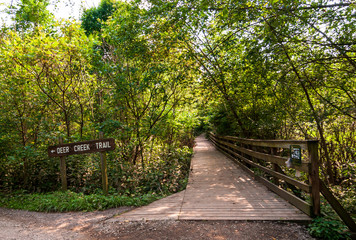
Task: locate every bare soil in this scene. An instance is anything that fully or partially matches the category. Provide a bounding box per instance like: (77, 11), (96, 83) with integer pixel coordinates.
(0, 207), (314, 240)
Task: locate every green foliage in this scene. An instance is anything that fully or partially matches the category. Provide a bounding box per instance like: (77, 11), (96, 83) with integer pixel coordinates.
(314, 186), (355, 240)
(13, 0), (53, 31)
(0, 20), (99, 192)
(320, 186), (356, 221)
(0, 0), (197, 198)
(55, 144), (192, 196)
(81, 0), (117, 35)
(308, 217), (351, 240)
(148, 0), (356, 185)
(0, 190), (161, 212)
(1, 0), (355, 223)
(109, 145), (192, 195)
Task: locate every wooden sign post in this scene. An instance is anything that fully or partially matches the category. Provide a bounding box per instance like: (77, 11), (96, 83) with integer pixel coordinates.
(59, 137), (67, 191)
(48, 135), (115, 194)
(99, 132), (108, 195)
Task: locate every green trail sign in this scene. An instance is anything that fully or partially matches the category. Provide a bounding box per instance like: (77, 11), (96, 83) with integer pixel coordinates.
(290, 145), (302, 166)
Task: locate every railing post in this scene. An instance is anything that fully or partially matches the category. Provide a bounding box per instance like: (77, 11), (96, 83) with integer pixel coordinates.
(271, 148), (279, 185)
(308, 140), (320, 217)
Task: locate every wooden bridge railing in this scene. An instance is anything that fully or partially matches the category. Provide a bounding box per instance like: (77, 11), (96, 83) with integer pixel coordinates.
(208, 132), (320, 217)
(209, 133), (356, 232)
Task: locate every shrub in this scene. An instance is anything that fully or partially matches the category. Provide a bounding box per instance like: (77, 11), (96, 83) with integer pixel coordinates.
(0, 190), (162, 212)
(308, 217), (350, 240)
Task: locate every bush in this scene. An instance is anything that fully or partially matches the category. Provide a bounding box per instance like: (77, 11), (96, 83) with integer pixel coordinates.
(308, 217), (350, 240)
(0, 141), (193, 212)
(108, 145), (192, 196)
(0, 190), (162, 212)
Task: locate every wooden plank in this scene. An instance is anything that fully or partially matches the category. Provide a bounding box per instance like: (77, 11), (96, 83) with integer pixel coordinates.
(253, 174), (312, 217)
(217, 144), (310, 192)
(216, 139), (310, 172)
(209, 134), (218, 145)
(215, 134), (310, 150)
(216, 137), (311, 194)
(180, 204), (296, 208)
(178, 216), (311, 221)
(210, 136), (218, 146)
(233, 150), (311, 193)
(216, 140), (307, 172)
(273, 164), (305, 199)
(180, 208), (305, 212)
(320, 180), (356, 232)
(117, 135), (311, 222)
(217, 145), (312, 216)
(179, 212), (307, 217)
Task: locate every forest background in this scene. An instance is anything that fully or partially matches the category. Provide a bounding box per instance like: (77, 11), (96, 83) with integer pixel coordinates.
(0, 0), (355, 233)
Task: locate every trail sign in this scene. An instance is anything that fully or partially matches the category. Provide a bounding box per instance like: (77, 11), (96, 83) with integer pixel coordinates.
(48, 138), (115, 157)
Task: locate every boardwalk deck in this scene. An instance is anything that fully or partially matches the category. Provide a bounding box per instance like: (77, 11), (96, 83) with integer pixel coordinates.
(115, 136), (311, 221)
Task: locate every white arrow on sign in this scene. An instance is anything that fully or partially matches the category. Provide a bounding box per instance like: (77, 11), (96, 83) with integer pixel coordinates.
(51, 150), (56, 153)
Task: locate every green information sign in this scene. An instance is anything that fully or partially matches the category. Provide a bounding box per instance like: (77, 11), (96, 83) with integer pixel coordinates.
(290, 145), (302, 166)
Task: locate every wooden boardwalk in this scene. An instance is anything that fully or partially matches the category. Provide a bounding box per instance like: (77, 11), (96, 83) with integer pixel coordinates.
(114, 136), (311, 221)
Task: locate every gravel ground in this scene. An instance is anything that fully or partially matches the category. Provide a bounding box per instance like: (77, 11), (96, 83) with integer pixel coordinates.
(0, 207), (314, 239)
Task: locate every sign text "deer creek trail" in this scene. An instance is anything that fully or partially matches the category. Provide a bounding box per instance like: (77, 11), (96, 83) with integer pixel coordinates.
(48, 138), (115, 157)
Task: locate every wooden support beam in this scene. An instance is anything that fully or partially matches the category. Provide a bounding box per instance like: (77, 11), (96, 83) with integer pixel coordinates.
(308, 140), (320, 217)
(271, 148), (279, 185)
(320, 180), (356, 232)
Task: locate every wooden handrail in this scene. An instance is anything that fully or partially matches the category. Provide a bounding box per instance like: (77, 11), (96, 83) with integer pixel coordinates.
(216, 137), (310, 172)
(214, 142), (312, 216)
(214, 134), (317, 150)
(210, 132), (356, 231)
(229, 149), (311, 193)
(209, 132), (320, 217)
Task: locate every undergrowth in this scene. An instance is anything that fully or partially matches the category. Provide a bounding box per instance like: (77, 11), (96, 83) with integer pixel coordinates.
(307, 184), (355, 240)
(309, 217), (351, 240)
(0, 190), (162, 212)
(0, 143), (192, 213)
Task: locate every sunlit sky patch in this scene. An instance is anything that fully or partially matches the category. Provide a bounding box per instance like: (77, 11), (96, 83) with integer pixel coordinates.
(0, 0), (101, 25)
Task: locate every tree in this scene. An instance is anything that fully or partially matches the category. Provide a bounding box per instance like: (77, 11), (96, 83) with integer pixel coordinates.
(12, 0), (53, 31)
(97, 1), (196, 165)
(145, 0), (356, 184)
(0, 21), (97, 190)
(81, 0), (117, 35)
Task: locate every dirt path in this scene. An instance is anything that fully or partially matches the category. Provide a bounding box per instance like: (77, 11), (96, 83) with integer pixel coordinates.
(0, 207), (132, 239)
(0, 207), (314, 239)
